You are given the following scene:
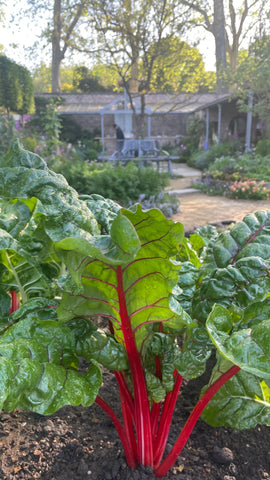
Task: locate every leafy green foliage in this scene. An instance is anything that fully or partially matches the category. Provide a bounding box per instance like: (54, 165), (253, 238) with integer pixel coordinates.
(73, 65), (108, 92)
(0, 56), (34, 115)
(48, 157), (169, 206)
(191, 144), (270, 198)
(0, 116), (18, 156)
(0, 141), (270, 476)
(59, 114), (101, 147)
(207, 152), (270, 182)
(188, 142), (240, 171)
(232, 33), (270, 125)
(256, 139), (270, 157)
(149, 37), (216, 93)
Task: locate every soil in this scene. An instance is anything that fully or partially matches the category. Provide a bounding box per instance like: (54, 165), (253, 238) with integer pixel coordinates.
(1, 180), (270, 480)
(0, 369), (269, 480)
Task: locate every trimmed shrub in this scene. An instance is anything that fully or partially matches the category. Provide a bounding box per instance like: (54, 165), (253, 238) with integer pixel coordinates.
(48, 157), (169, 206)
(256, 139), (270, 157)
(188, 142), (240, 171)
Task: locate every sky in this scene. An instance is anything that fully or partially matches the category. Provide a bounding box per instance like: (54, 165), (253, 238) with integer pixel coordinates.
(0, 0), (263, 74)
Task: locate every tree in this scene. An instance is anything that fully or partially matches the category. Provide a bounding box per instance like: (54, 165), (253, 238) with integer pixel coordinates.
(233, 33), (270, 135)
(81, 0), (191, 135)
(32, 63), (116, 92)
(73, 66), (108, 92)
(51, 0), (88, 92)
(33, 63), (78, 92)
(181, 0), (269, 89)
(24, 0), (89, 93)
(0, 55), (34, 115)
(148, 37), (216, 93)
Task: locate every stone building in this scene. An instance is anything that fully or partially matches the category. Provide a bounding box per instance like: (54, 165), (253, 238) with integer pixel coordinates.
(37, 91), (257, 153)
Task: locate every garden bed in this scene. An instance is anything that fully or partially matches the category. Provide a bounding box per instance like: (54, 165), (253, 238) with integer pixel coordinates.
(0, 370), (269, 480)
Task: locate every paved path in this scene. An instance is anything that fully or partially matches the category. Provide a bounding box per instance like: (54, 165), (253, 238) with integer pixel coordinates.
(168, 164), (270, 232)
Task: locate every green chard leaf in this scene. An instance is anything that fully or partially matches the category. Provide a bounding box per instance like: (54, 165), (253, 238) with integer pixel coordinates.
(80, 193), (121, 234)
(57, 206), (184, 350)
(203, 209), (270, 269)
(175, 261), (200, 314)
(201, 354), (270, 429)
(192, 256), (270, 322)
(0, 140), (100, 241)
(0, 358), (102, 414)
(66, 318), (128, 371)
(206, 304), (270, 378)
(0, 315), (102, 414)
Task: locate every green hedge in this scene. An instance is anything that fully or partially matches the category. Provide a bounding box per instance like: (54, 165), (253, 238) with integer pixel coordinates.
(48, 157), (170, 206)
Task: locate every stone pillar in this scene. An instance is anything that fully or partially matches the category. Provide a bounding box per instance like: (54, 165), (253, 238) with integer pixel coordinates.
(147, 115), (151, 139)
(245, 92), (253, 153)
(205, 108), (210, 150)
(218, 103), (222, 142)
(101, 113), (105, 153)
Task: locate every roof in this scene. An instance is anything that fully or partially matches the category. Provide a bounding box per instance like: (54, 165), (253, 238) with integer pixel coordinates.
(36, 92), (232, 115)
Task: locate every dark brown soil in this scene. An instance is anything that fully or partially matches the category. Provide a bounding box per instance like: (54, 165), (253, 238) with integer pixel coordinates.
(0, 368), (269, 480)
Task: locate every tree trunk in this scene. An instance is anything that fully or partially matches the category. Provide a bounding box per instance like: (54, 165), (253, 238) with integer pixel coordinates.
(213, 0), (228, 93)
(129, 59), (139, 93)
(51, 0), (63, 93)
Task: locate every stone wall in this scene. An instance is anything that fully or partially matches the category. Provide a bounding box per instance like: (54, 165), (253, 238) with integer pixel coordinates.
(61, 99), (257, 153)
(63, 111), (190, 154)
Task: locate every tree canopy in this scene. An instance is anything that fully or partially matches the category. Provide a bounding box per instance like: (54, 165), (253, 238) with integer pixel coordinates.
(233, 33), (270, 131)
(85, 0), (192, 93)
(182, 0), (269, 84)
(148, 37), (216, 93)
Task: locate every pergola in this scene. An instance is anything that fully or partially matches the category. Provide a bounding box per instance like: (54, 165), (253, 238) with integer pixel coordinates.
(99, 90), (152, 153)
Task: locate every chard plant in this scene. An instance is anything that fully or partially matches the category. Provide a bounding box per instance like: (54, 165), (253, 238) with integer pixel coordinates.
(0, 140), (270, 477)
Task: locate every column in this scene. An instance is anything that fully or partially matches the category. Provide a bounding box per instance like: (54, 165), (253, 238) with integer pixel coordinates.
(218, 103), (222, 142)
(245, 92), (253, 153)
(205, 108), (209, 150)
(101, 113), (105, 153)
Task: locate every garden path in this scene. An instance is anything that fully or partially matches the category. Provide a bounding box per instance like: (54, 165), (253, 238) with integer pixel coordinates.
(167, 163), (270, 233)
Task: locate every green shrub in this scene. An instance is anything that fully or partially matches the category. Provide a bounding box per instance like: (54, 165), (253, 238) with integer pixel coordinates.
(187, 116), (205, 146)
(188, 142), (240, 171)
(0, 116), (17, 156)
(207, 156), (238, 175)
(48, 157), (169, 206)
(22, 136), (37, 152)
(73, 140), (102, 161)
(234, 153), (270, 182)
(59, 115), (101, 144)
(256, 139), (270, 157)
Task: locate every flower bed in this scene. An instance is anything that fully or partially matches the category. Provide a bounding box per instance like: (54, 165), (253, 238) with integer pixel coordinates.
(194, 176), (270, 200)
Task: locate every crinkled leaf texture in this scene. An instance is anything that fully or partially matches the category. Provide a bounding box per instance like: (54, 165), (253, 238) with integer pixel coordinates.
(80, 193), (121, 234)
(0, 312), (102, 414)
(0, 141), (122, 310)
(201, 355), (270, 429)
(66, 318), (128, 371)
(56, 205), (185, 352)
(190, 210), (270, 322)
(0, 140), (99, 241)
(207, 304), (270, 379)
(202, 209), (270, 271)
(201, 302), (270, 429)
